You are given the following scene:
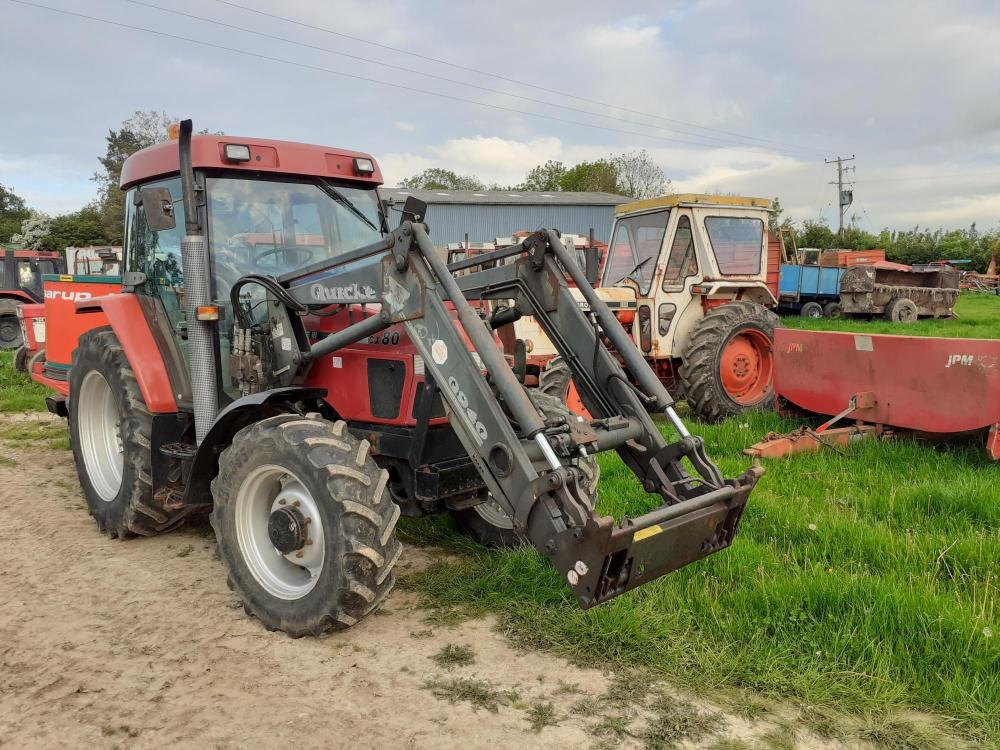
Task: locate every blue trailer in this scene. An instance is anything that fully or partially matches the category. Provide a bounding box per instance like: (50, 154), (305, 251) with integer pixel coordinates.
(778, 263), (845, 317)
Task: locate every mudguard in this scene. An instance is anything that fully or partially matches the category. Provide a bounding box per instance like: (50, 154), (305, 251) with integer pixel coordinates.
(75, 293), (179, 413)
(182, 387), (329, 507)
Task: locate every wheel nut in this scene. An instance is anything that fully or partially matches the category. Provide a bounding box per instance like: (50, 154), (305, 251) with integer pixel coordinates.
(278, 499), (286, 505)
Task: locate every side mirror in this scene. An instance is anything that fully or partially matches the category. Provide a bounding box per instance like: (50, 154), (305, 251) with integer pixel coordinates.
(137, 187), (176, 231)
(399, 195), (428, 225)
(584, 245), (600, 285)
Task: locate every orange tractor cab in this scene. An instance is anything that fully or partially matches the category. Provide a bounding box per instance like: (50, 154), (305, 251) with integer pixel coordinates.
(32, 121), (761, 636)
(526, 195), (782, 422)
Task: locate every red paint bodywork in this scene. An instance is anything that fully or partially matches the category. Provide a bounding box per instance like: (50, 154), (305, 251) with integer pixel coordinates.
(303, 304), (489, 427)
(75, 294), (178, 413)
(120, 135), (382, 189)
(774, 328), (1000, 436)
(42, 278), (121, 369)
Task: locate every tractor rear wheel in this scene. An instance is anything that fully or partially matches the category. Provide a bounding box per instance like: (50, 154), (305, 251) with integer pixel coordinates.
(679, 300), (780, 422)
(451, 389), (599, 548)
(69, 327), (190, 537)
(210, 414), (401, 636)
(538, 355), (571, 401)
(0, 299), (22, 349)
(885, 297), (918, 323)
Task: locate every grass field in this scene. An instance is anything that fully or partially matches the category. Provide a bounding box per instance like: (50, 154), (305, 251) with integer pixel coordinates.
(0, 349), (51, 412)
(400, 294), (1000, 746)
(783, 292), (1000, 339)
(2, 297), (997, 745)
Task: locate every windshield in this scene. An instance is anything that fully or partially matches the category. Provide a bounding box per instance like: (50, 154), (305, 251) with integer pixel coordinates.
(207, 175), (383, 289)
(603, 211), (669, 293)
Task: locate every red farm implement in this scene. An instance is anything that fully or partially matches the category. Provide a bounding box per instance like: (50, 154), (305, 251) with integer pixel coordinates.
(748, 328), (1000, 460)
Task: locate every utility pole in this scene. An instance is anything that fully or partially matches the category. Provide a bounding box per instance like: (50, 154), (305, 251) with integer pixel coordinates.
(825, 155), (855, 236)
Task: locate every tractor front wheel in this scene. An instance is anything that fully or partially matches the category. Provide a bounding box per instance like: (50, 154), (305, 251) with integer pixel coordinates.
(69, 327), (191, 537)
(211, 414), (401, 636)
(679, 301), (780, 422)
(451, 389), (599, 548)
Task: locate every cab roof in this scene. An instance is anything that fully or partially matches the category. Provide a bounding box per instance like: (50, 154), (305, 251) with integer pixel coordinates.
(119, 134), (383, 190)
(615, 193), (772, 216)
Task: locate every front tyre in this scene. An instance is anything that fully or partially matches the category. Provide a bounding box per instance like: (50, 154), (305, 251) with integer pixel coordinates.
(451, 389), (599, 548)
(69, 327), (189, 537)
(210, 414), (401, 636)
(679, 301), (780, 422)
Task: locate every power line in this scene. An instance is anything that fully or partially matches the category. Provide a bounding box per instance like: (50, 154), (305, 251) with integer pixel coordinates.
(118, 0), (817, 157)
(207, 0), (832, 157)
(7, 0), (811, 157)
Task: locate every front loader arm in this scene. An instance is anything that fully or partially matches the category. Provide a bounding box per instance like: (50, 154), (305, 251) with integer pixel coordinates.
(260, 223), (760, 608)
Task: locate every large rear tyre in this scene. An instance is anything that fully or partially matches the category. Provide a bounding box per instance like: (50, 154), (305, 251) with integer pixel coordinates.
(0, 299), (23, 349)
(451, 389), (599, 548)
(538, 355), (571, 401)
(69, 327), (190, 537)
(679, 301), (780, 423)
(210, 414), (401, 636)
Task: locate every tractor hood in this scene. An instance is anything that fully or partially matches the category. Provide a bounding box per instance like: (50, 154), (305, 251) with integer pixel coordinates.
(568, 285), (637, 312)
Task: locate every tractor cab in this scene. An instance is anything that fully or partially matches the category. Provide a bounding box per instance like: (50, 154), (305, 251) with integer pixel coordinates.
(601, 194), (776, 360)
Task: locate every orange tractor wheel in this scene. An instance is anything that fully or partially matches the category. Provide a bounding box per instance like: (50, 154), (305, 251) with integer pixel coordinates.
(679, 301), (780, 422)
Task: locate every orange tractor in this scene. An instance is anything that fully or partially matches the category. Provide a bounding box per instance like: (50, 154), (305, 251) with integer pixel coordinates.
(520, 195), (783, 422)
(29, 121), (762, 635)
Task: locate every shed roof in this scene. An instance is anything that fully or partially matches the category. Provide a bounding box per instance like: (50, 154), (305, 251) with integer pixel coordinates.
(380, 188), (632, 206)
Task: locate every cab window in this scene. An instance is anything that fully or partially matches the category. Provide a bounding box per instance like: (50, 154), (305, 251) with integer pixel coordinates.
(662, 216), (698, 291)
(603, 211), (669, 293)
(705, 217), (763, 275)
(124, 178), (186, 333)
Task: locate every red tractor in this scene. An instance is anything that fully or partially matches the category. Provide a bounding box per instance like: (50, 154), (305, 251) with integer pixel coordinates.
(0, 246), (65, 353)
(34, 121), (761, 636)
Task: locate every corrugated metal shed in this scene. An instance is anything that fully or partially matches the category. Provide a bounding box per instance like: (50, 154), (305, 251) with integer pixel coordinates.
(380, 188), (632, 244)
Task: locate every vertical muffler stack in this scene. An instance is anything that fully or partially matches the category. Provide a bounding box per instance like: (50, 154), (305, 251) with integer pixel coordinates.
(177, 120), (218, 444)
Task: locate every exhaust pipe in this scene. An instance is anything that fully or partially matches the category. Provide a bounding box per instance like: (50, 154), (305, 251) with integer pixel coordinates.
(177, 119), (218, 444)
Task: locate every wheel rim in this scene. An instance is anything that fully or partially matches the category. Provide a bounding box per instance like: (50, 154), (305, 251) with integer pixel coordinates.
(78, 370), (124, 502)
(472, 494), (514, 530)
(805, 306), (822, 318)
(719, 328), (773, 406)
(235, 465), (325, 600)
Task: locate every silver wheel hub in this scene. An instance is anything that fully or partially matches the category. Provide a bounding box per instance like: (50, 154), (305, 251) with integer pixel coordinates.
(235, 466), (325, 600)
(473, 494), (514, 530)
(77, 370), (124, 502)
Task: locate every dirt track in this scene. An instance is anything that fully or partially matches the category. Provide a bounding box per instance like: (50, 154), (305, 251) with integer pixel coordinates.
(0, 413), (854, 749)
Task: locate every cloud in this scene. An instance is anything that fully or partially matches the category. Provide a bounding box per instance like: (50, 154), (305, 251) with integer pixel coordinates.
(2, 0), (998, 229)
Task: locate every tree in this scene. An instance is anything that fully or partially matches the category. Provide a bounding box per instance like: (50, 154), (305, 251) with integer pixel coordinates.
(612, 150), (669, 199)
(518, 160), (567, 191)
(46, 204), (114, 252)
(93, 110), (176, 243)
(559, 159), (620, 193)
(11, 211), (53, 250)
(399, 168), (486, 191)
(0, 183), (30, 243)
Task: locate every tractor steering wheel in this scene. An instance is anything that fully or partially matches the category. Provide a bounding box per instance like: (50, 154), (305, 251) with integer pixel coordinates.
(253, 245), (317, 268)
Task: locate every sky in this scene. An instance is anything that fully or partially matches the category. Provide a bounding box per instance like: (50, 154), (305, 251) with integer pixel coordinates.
(1, 0), (999, 233)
